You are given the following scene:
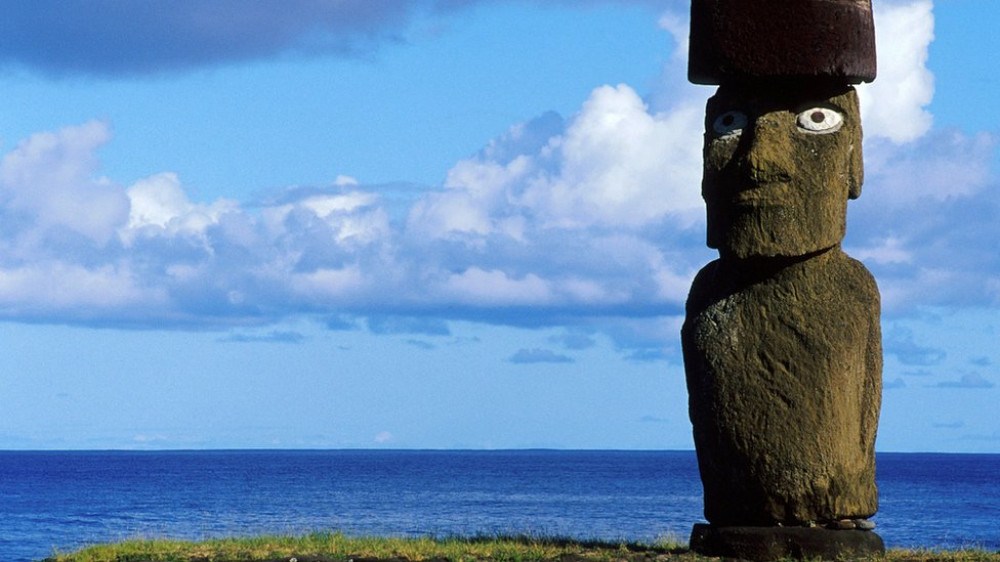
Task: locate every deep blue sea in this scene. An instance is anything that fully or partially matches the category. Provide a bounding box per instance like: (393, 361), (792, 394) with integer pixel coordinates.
(1, 450), (997, 561)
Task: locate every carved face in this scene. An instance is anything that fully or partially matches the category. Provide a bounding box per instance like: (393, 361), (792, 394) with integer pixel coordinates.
(702, 84), (863, 259)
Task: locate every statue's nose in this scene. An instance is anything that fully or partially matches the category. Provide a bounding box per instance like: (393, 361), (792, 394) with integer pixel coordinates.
(743, 115), (794, 184)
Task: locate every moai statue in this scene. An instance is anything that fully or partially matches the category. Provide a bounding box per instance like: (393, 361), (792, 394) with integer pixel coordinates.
(681, 1), (885, 560)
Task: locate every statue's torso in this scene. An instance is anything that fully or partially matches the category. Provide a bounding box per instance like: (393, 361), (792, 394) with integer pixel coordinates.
(682, 248), (882, 525)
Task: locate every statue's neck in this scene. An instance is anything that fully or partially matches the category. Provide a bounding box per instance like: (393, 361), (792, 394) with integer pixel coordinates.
(717, 245), (841, 282)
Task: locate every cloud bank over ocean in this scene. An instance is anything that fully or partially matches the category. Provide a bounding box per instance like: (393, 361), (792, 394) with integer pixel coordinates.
(0, 1), (994, 358)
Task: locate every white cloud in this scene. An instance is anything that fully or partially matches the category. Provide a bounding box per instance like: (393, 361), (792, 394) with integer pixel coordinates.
(443, 268), (552, 306)
(519, 84), (703, 229)
(857, 0), (935, 144)
(560, 277), (619, 304)
(848, 129), (999, 311)
(0, 262), (160, 317)
(863, 131), (995, 206)
(300, 192), (378, 217)
(848, 236), (913, 266)
(0, 0), (995, 366)
(874, 267), (957, 313)
(657, 11), (688, 63)
(123, 172), (238, 245)
(264, 189), (392, 247)
(289, 266), (366, 302)
(0, 121), (129, 247)
(302, 193), (391, 245)
(127, 173), (197, 229)
(409, 84), (703, 239)
(334, 175), (359, 187)
(840, 2), (1000, 315)
(408, 156), (531, 239)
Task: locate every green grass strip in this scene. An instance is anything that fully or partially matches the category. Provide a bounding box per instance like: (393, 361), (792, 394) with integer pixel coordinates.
(44, 532), (999, 562)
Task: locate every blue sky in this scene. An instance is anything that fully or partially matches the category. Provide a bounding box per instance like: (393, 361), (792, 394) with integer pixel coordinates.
(0, 0), (997, 452)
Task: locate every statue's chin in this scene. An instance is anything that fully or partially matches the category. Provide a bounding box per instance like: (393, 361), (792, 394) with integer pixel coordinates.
(708, 206), (846, 259)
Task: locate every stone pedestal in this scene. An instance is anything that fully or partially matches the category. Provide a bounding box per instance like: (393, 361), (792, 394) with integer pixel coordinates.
(690, 523), (885, 561)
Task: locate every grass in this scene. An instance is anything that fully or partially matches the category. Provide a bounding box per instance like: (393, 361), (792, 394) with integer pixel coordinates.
(45, 533), (690, 562)
(44, 532), (1000, 562)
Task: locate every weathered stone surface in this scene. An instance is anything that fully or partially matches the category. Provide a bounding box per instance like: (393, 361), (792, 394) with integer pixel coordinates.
(689, 524), (886, 561)
(702, 84), (863, 259)
(689, 0), (877, 85)
(683, 248), (882, 525)
(682, 83), (881, 527)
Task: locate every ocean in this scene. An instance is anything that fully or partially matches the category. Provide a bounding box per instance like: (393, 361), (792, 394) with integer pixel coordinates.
(0, 450), (997, 561)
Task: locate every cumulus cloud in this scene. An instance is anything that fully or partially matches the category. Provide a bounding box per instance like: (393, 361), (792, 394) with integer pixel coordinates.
(0, 262), (156, 322)
(0, 0), (996, 366)
(857, 0), (935, 143)
(844, 1), (1000, 314)
(0, 84), (701, 337)
(408, 84), (702, 238)
(443, 268), (552, 306)
(519, 85), (703, 229)
(0, 120), (129, 248)
(862, 131), (995, 207)
(123, 172), (239, 247)
(848, 131), (1000, 311)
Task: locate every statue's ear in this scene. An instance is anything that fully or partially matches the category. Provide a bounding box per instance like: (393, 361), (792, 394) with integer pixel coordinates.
(848, 140), (864, 200)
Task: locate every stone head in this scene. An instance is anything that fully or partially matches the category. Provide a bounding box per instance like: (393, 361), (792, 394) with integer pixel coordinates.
(702, 83), (863, 259)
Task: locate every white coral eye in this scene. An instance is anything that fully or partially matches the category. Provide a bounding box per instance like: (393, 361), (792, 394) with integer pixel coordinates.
(712, 110), (748, 137)
(797, 107), (843, 133)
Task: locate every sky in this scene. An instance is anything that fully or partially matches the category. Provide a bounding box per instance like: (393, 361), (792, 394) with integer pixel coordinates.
(0, 0), (997, 453)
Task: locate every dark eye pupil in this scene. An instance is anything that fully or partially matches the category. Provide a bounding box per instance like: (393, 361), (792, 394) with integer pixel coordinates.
(810, 111), (826, 124)
(722, 115), (735, 127)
